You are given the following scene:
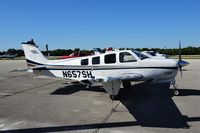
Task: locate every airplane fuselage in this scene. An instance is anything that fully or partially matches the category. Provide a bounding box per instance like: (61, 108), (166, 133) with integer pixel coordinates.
(30, 50), (178, 83)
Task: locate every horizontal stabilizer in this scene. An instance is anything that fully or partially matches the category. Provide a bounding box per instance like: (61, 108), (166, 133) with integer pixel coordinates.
(9, 68), (30, 73)
(31, 66), (46, 70)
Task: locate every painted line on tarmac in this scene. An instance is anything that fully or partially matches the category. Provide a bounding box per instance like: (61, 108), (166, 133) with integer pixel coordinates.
(93, 101), (120, 133)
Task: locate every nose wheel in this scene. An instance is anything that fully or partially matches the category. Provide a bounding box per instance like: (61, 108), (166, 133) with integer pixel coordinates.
(173, 89), (179, 96)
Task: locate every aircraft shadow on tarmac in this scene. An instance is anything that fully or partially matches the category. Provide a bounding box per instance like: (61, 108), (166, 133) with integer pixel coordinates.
(51, 84), (106, 95)
(119, 82), (192, 128)
(2, 82), (200, 133)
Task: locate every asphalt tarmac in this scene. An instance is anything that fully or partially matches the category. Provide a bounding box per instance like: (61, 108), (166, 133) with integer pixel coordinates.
(0, 59), (199, 133)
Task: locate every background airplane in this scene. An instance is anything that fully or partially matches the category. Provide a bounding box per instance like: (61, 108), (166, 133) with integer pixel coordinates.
(141, 51), (166, 59)
(0, 54), (17, 59)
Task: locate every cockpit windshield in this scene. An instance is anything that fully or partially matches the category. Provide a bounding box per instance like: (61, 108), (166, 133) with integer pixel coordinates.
(132, 50), (149, 60)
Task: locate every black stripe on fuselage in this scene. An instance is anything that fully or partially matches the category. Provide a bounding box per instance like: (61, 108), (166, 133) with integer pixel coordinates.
(26, 59), (43, 65)
(26, 59), (178, 70)
(33, 66), (178, 70)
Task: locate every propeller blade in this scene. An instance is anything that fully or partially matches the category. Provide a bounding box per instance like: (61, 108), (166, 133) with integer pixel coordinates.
(177, 41), (190, 78)
(179, 66), (183, 78)
(178, 40), (182, 61)
(178, 40), (183, 78)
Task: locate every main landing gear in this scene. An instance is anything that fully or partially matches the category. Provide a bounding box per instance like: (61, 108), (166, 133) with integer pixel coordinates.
(171, 80), (179, 96)
(109, 81), (131, 100)
(109, 94), (120, 100)
(103, 82), (121, 100)
(122, 81), (131, 88)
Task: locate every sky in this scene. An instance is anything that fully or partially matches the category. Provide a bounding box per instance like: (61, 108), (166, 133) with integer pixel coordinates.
(0, 0), (199, 51)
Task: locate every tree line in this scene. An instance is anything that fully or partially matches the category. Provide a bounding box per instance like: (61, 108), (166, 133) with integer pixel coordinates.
(0, 46), (199, 57)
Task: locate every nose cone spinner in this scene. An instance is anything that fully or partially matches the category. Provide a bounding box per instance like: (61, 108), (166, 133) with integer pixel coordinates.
(178, 60), (189, 67)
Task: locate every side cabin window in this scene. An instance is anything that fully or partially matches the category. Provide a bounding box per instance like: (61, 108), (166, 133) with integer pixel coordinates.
(92, 56), (100, 65)
(119, 52), (137, 63)
(81, 59), (88, 65)
(104, 54), (116, 64)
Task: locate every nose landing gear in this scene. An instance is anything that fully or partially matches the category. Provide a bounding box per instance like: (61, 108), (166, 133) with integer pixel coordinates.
(171, 80), (179, 96)
(173, 89), (179, 96)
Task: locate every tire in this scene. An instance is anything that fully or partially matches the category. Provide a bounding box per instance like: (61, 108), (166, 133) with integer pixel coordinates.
(122, 81), (131, 88)
(109, 95), (120, 100)
(173, 90), (179, 96)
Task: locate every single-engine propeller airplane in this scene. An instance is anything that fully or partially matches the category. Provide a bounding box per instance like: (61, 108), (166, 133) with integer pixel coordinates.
(22, 39), (189, 100)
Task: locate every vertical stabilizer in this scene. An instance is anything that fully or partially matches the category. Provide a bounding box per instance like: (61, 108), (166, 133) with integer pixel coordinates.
(22, 39), (48, 67)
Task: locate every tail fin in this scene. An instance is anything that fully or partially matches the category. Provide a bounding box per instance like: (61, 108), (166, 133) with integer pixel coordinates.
(22, 39), (48, 67)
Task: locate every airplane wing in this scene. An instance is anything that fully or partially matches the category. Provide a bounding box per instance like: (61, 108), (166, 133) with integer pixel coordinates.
(95, 73), (143, 83)
(92, 73), (144, 97)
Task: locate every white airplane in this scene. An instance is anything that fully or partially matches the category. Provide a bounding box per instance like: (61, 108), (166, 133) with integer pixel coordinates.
(22, 39), (189, 100)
